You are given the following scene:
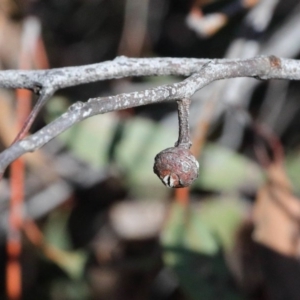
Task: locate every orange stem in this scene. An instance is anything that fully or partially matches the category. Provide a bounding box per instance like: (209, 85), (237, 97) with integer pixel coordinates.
(174, 188), (190, 206)
(7, 88), (31, 300)
(7, 157), (24, 300)
(23, 220), (74, 269)
(6, 25), (50, 299)
(35, 36), (49, 69)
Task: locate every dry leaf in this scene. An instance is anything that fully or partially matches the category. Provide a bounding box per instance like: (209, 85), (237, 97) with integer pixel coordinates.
(253, 162), (300, 257)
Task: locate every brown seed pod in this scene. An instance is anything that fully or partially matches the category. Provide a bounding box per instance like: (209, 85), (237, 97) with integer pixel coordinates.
(153, 146), (199, 188)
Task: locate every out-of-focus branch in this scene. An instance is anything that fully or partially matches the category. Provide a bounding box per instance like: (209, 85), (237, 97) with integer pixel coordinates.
(0, 55), (299, 173)
(118, 0), (149, 57)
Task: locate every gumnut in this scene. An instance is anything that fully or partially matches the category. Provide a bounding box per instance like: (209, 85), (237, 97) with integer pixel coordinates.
(153, 146), (199, 188)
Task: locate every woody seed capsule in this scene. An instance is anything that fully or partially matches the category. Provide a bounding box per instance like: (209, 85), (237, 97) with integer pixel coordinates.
(153, 146), (199, 188)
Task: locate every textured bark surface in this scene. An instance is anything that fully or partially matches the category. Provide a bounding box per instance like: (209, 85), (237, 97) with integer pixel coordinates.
(0, 55), (300, 173)
(153, 147), (199, 188)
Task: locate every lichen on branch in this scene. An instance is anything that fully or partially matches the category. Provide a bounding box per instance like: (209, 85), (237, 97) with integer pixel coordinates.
(0, 55), (299, 174)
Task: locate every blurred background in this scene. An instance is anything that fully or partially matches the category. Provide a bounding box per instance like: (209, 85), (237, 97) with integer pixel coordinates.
(1, 0), (300, 299)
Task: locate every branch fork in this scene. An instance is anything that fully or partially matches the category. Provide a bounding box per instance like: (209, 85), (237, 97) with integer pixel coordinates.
(0, 55), (299, 180)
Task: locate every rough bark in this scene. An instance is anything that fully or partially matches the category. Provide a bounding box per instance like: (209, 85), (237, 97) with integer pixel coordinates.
(0, 55), (299, 173)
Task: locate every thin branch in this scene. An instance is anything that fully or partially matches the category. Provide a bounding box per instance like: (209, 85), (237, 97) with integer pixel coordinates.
(0, 57), (211, 90)
(12, 89), (53, 142)
(0, 56), (299, 91)
(0, 55), (299, 173)
(175, 98), (191, 149)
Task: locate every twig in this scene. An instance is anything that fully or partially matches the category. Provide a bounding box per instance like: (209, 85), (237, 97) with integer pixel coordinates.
(0, 56), (299, 91)
(174, 98), (191, 204)
(0, 56), (299, 173)
(175, 98), (192, 149)
(12, 91), (53, 142)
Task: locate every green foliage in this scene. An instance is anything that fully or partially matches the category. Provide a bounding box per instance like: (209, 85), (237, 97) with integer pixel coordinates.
(285, 151), (300, 194)
(47, 108), (263, 196)
(196, 144), (263, 192)
(45, 100), (262, 299)
(44, 210), (87, 280)
(49, 279), (90, 300)
(161, 198), (246, 299)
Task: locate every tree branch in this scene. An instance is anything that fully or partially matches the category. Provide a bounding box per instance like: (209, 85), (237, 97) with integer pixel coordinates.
(0, 55), (300, 173)
(0, 55), (299, 91)
(12, 89), (54, 142)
